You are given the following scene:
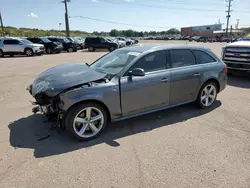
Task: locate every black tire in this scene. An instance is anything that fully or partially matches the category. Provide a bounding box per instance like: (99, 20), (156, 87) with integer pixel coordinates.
(88, 46), (95, 52)
(46, 48), (52, 54)
(24, 48), (33, 56)
(67, 47), (74, 53)
(126, 42), (131, 46)
(65, 102), (108, 141)
(0, 49), (4, 57)
(196, 81), (218, 109)
(73, 48), (77, 52)
(109, 46), (115, 52)
(10, 54), (14, 57)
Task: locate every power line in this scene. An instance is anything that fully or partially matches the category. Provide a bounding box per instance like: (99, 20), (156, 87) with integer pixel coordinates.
(70, 16), (178, 29)
(97, 0), (250, 13)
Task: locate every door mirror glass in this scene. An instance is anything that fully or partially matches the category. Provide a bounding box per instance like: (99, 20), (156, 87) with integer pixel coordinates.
(129, 68), (145, 77)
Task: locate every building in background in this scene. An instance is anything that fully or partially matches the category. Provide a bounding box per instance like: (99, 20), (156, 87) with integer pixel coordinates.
(181, 24), (222, 37)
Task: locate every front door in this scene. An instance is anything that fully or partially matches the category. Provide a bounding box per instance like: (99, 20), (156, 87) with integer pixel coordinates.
(120, 50), (170, 116)
(169, 49), (202, 105)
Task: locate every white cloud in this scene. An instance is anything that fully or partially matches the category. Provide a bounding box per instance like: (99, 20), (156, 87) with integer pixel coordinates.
(125, 0), (134, 2)
(28, 13), (38, 18)
(92, 0), (98, 2)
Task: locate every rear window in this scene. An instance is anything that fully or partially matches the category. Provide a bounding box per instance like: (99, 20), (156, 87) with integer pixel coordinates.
(170, 49), (196, 68)
(193, 50), (216, 64)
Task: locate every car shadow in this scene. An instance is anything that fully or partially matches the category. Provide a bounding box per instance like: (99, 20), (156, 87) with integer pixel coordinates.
(8, 101), (221, 158)
(227, 74), (250, 89)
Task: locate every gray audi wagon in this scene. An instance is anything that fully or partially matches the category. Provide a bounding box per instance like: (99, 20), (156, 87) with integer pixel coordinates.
(28, 44), (227, 140)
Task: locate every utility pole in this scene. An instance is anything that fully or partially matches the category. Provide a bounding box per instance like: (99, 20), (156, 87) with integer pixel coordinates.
(225, 0), (233, 36)
(235, 19), (240, 29)
(61, 0), (70, 37)
(0, 9), (4, 36)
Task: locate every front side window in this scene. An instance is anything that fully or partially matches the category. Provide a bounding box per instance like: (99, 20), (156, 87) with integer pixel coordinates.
(193, 50), (216, 64)
(91, 50), (141, 75)
(170, 49), (196, 68)
(3, 40), (14, 44)
(128, 51), (167, 73)
(20, 39), (32, 44)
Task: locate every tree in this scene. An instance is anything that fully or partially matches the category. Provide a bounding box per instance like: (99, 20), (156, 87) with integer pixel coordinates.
(166, 28), (180, 35)
(110, 29), (120, 37)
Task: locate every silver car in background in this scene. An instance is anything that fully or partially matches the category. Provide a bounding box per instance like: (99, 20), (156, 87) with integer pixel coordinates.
(28, 44), (227, 140)
(0, 38), (45, 57)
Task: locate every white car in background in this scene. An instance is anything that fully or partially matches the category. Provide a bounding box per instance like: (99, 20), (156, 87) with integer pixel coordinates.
(0, 37), (45, 57)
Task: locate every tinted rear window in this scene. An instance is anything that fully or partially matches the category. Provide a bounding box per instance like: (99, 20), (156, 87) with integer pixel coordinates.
(170, 49), (196, 68)
(193, 50), (216, 64)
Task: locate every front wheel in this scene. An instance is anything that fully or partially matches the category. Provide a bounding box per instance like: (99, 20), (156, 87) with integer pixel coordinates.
(88, 46), (95, 52)
(109, 46), (115, 52)
(197, 82), (218, 109)
(65, 102), (108, 141)
(46, 48), (52, 54)
(25, 48), (33, 56)
(68, 47), (74, 53)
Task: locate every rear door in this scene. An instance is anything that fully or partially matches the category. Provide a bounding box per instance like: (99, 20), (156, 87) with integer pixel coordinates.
(169, 49), (202, 105)
(3, 39), (15, 52)
(120, 50), (170, 116)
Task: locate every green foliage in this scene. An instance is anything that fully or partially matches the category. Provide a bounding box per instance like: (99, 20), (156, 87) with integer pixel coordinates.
(109, 28), (180, 37)
(1, 26), (93, 37)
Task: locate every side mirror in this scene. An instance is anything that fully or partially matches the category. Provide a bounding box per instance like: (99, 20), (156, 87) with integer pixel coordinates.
(128, 68), (145, 77)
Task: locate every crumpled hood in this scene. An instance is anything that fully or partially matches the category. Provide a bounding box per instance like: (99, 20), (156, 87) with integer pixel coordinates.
(31, 63), (106, 97)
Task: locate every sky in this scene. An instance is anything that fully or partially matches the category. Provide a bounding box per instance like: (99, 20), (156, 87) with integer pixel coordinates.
(1, 0), (250, 32)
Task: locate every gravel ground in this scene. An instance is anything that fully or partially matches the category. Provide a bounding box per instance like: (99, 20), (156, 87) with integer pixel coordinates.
(0, 41), (250, 188)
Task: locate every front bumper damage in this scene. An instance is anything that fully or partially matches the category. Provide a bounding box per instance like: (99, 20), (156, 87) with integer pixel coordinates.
(27, 84), (65, 128)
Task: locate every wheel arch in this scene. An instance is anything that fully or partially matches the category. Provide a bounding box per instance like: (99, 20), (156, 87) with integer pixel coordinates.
(24, 47), (33, 53)
(197, 78), (220, 99)
(63, 99), (111, 126)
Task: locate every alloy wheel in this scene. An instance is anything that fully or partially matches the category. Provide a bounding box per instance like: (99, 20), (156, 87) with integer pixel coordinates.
(73, 107), (104, 138)
(68, 47), (73, 52)
(200, 84), (216, 107)
(26, 49), (33, 56)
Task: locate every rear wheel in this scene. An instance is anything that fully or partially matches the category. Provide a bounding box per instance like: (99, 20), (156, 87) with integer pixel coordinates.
(65, 102), (108, 141)
(88, 46), (95, 52)
(197, 82), (218, 109)
(46, 48), (52, 54)
(24, 48), (33, 56)
(109, 46), (115, 52)
(0, 49), (4, 57)
(68, 47), (74, 53)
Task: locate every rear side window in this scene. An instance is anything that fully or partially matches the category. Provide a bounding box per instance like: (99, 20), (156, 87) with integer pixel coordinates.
(129, 51), (167, 73)
(170, 49), (196, 68)
(3, 39), (19, 45)
(193, 50), (216, 64)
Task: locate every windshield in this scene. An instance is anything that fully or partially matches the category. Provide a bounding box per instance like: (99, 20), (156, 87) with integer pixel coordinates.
(90, 50), (141, 75)
(21, 39), (33, 44)
(63, 38), (71, 43)
(41, 38), (51, 43)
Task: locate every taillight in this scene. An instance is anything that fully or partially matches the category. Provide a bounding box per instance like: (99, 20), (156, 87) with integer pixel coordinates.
(224, 66), (228, 73)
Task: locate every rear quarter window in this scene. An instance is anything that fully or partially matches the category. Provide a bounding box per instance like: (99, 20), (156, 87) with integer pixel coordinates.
(193, 50), (216, 64)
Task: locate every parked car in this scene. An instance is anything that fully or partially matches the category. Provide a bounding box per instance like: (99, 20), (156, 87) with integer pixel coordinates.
(48, 37), (77, 52)
(67, 37), (84, 50)
(222, 40), (250, 73)
(27, 44), (227, 140)
(116, 37), (133, 46)
(26, 37), (63, 54)
(197, 37), (208, 43)
(84, 37), (118, 52)
(0, 38), (45, 57)
(106, 38), (125, 48)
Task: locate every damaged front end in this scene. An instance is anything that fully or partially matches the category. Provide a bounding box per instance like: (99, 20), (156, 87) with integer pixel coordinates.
(27, 84), (65, 127)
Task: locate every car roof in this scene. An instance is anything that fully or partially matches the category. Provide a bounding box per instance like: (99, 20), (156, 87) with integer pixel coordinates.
(119, 44), (210, 53)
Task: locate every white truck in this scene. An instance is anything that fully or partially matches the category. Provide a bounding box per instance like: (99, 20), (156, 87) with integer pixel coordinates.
(222, 41), (250, 73)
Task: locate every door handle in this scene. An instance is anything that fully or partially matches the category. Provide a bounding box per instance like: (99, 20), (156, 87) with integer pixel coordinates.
(193, 73), (200, 77)
(161, 78), (169, 83)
